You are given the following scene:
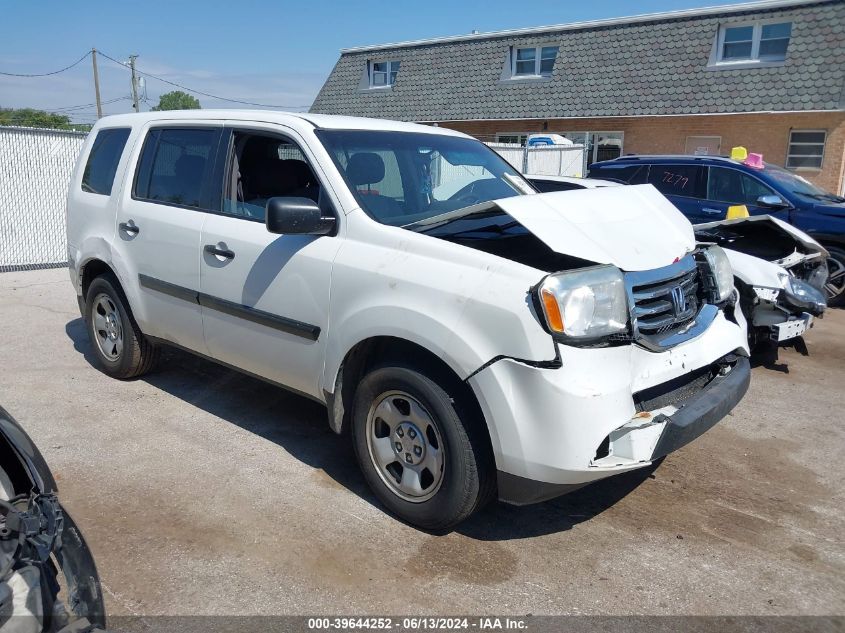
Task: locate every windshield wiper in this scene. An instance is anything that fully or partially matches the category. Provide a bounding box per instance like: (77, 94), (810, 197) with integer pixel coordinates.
(403, 200), (499, 232)
(426, 220), (521, 238)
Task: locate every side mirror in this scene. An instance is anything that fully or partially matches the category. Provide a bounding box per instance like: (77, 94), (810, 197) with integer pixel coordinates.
(756, 194), (788, 209)
(265, 197), (335, 235)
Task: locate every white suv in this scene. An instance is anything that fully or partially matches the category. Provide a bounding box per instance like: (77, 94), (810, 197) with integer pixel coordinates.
(67, 111), (751, 529)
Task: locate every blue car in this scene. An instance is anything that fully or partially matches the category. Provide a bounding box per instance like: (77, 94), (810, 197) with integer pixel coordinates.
(588, 155), (845, 305)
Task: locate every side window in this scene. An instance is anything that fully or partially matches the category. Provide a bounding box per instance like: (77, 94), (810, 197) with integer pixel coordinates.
(647, 164), (706, 198)
(223, 131), (322, 221)
(81, 128), (131, 195)
(740, 174), (776, 205)
(707, 167), (777, 205)
(134, 128), (217, 209)
(588, 164), (647, 185)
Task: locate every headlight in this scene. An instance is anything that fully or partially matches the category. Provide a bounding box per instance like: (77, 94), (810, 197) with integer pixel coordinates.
(782, 275), (827, 314)
(536, 265), (629, 340)
(702, 246), (734, 303)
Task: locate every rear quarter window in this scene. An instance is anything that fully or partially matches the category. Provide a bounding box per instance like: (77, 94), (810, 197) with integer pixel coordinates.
(81, 128), (131, 195)
(588, 164), (648, 185)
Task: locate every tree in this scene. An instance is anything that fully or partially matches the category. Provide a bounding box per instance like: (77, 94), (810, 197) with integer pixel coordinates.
(151, 91), (201, 111)
(0, 107), (81, 130)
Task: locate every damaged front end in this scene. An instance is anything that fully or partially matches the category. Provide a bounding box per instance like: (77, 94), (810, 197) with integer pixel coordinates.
(0, 407), (105, 633)
(695, 217), (828, 348)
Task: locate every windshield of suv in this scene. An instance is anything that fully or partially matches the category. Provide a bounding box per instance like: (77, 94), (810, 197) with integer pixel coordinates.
(763, 163), (845, 203)
(316, 130), (534, 225)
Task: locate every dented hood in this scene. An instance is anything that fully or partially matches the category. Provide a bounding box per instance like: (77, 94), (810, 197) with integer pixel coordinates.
(695, 215), (828, 258)
(494, 184), (695, 272)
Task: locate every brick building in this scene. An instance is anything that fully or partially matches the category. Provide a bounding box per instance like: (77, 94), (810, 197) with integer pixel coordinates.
(311, 0), (845, 194)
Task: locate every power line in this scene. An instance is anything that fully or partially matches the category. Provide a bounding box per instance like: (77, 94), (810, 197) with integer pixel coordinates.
(0, 51), (91, 77)
(98, 51), (311, 110)
(48, 97), (129, 112)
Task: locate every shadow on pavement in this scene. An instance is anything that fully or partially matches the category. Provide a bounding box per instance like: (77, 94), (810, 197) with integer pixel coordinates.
(65, 317), (655, 539)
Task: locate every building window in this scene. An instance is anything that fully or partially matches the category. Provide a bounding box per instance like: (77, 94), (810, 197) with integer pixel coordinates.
(716, 21), (791, 64)
(512, 46), (558, 77)
(496, 133), (529, 146)
(786, 130), (826, 170)
(369, 60), (400, 88)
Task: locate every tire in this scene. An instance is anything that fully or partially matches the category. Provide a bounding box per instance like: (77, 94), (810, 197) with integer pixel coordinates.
(84, 273), (159, 379)
(351, 364), (495, 530)
(824, 246), (845, 307)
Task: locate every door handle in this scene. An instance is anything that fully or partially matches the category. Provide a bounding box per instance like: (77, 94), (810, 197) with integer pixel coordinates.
(119, 221), (140, 236)
(701, 207), (723, 215)
(204, 244), (235, 260)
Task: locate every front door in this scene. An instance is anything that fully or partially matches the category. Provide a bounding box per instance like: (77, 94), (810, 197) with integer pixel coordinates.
(199, 125), (341, 399)
(704, 166), (791, 222)
(114, 124), (222, 353)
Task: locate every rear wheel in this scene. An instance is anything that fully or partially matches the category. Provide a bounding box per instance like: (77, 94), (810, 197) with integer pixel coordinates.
(824, 246), (845, 307)
(84, 274), (158, 379)
(351, 364), (494, 530)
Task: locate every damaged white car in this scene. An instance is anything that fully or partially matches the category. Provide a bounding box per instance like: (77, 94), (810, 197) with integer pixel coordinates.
(695, 216), (828, 348)
(0, 407), (106, 633)
(67, 113), (751, 529)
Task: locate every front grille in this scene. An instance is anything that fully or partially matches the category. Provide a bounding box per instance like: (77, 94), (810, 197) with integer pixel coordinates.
(626, 255), (708, 349)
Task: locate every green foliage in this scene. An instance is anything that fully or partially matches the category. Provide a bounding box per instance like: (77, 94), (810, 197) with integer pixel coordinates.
(151, 90), (201, 111)
(0, 107), (84, 130)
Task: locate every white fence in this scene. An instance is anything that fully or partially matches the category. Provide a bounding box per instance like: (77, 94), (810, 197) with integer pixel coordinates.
(486, 142), (587, 177)
(0, 126), (86, 270)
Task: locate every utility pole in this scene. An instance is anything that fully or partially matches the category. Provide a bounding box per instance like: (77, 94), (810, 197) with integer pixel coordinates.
(91, 48), (103, 119)
(129, 55), (140, 113)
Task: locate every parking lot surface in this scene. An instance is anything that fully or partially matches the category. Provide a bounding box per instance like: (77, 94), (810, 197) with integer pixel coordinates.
(0, 268), (842, 617)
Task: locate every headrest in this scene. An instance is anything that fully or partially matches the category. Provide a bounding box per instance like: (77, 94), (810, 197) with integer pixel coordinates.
(174, 154), (205, 179)
(346, 152), (385, 186)
(280, 159), (314, 187)
(252, 160), (298, 195)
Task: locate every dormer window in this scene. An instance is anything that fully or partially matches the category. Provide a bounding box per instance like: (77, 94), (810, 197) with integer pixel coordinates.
(715, 20), (792, 65)
(512, 46), (558, 77)
(369, 60), (400, 88)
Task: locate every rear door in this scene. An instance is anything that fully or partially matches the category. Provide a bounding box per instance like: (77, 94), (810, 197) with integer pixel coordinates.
(646, 163), (709, 223)
(704, 166), (791, 221)
(114, 123), (222, 353)
(198, 124), (342, 399)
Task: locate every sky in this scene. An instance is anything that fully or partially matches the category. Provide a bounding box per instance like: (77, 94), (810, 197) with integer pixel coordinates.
(0, 0), (742, 123)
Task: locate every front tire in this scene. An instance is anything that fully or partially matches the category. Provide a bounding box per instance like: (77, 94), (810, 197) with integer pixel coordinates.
(824, 246), (845, 307)
(351, 364), (494, 530)
(84, 274), (158, 379)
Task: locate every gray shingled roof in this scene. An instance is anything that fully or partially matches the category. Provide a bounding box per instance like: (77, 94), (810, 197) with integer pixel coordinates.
(310, 0), (845, 121)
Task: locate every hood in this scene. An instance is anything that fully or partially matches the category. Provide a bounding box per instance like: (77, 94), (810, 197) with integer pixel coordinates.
(813, 203), (845, 218)
(695, 215), (828, 258)
(724, 248), (786, 288)
(493, 184), (695, 272)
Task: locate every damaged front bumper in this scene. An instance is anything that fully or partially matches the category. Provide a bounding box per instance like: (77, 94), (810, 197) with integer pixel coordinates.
(0, 406), (106, 632)
(467, 310), (750, 505)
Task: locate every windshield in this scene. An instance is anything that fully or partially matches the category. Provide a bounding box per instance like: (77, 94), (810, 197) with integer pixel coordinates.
(316, 130), (534, 225)
(763, 163), (844, 202)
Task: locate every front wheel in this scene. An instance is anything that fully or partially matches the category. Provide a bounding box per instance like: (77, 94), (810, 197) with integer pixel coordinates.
(824, 246), (845, 307)
(351, 364), (494, 530)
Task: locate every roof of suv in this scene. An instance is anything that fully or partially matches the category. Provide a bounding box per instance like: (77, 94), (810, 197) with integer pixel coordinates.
(592, 155), (750, 167)
(91, 110), (468, 137)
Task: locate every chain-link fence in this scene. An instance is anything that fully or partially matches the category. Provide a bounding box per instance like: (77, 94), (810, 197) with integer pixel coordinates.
(0, 126), (87, 271)
(486, 142), (587, 177)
